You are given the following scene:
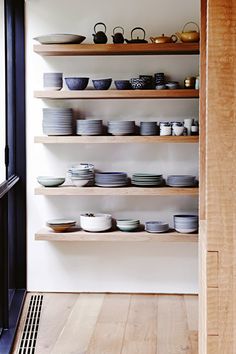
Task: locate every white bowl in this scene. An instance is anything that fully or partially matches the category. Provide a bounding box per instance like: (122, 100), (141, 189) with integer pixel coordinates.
(175, 227), (198, 234)
(71, 178), (89, 187)
(80, 214), (112, 232)
(173, 126), (184, 136)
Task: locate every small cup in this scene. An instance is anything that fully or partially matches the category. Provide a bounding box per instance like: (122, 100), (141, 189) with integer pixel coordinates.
(43, 73), (63, 91)
(160, 126), (172, 136)
(173, 125), (184, 136)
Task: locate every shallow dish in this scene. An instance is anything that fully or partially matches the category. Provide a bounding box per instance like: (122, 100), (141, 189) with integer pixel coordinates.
(34, 34), (86, 44)
(37, 176), (65, 187)
(46, 219), (76, 232)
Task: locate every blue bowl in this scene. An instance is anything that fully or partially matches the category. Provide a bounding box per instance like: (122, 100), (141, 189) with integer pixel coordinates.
(65, 77), (89, 90)
(114, 80), (131, 90)
(92, 78), (112, 90)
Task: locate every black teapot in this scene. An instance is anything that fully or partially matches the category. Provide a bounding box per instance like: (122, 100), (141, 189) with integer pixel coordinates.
(93, 22), (108, 44)
(125, 27), (148, 44)
(112, 26), (125, 44)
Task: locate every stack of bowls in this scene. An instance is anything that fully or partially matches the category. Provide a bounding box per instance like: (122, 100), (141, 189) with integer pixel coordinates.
(145, 221), (169, 233)
(76, 119), (103, 136)
(95, 172), (128, 187)
(68, 163), (94, 187)
(167, 175), (196, 187)
(80, 213), (112, 232)
(154, 73), (166, 89)
(43, 73), (63, 91)
(131, 173), (163, 187)
(46, 219), (76, 232)
(108, 121), (135, 136)
(174, 215), (198, 233)
(116, 219), (140, 232)
(43, 108), (73, 136)
(140, 122), (158, 136)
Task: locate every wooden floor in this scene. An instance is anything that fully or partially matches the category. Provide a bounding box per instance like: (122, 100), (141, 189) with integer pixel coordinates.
(13, 293), (198, 354)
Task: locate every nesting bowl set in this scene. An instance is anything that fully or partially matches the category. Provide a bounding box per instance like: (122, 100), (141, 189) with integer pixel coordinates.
(68, 163), (94, 187)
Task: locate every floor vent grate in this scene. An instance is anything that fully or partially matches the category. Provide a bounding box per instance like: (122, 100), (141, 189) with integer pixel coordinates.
(18, 294), (43, 354)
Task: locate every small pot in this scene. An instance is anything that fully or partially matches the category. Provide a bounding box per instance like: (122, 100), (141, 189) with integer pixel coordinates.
(125, 27), (148, 44)
(150, 34), (178, 44)
(93, 22), (108, 44)
(112, 26), (125, 44)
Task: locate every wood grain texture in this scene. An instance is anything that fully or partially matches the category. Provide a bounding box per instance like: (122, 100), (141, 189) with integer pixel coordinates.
(13, 293), (198, 354)
(206, 0), (236, 352)
(35, 228), (198, 243)
(34, 135), (199, 144)
(34, 89), (199, 100)
(207, 252), (219, 288)
(207, 289), (219, 336)
(156, 295), (193, 354)
(35, 186), (199, 196)
(33, 43), (200, 56)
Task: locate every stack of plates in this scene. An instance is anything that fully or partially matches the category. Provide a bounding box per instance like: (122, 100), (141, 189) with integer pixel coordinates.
(116, 219), (140, 232)
(43, 108), (73, 136)
(76, 119), (103, 136)
(131, 173), (163, 187)
(46, 219), (76, 232)
(108, 121), (135, 136)
(43, 73), (62, 91)
(95, 172), (128, 187)
(145, 221), (169, 233)
(68, 163), (94, 187)
(140, 122), (158, 136)
(167, 175), (196, 187)
(174, 215), (198, 233)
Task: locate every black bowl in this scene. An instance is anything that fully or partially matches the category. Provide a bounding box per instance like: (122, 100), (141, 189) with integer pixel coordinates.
(114, 80), (131, 90)
(92, 78), (112, 90)
(65, 77), (89, 90)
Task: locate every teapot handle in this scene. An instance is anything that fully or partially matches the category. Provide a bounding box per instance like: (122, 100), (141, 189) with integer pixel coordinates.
(113, 26), (124, 35)
(131, 27), (146, 40)
(94, 22), (107, 34)
(171, 34), (178, 43)
(182, 22), (200, 33)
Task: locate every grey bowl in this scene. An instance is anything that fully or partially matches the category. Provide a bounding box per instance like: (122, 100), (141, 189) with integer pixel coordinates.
(37, 176), (65, 187)
(92, 79), (112, 90)
(65, 77), (89, 90)
(114, 80), (131, 90)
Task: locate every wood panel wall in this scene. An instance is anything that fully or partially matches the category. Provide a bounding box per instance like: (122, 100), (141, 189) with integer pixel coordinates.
(200, 0), (236, 352)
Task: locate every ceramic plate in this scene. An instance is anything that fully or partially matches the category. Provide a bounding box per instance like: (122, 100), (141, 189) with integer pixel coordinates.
(34, 34), (86, 44)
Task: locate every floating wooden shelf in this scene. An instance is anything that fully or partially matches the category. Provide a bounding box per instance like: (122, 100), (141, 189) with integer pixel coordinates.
(35, 186), (198, 196)
(35, 228), (198, 242)
(34, 43), (200, 56)
(34, 135), (199, 144)
(34, 89), (199, 100)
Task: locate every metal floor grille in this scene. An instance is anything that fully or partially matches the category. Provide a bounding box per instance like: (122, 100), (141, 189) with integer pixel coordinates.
(18, 295), (43, 354)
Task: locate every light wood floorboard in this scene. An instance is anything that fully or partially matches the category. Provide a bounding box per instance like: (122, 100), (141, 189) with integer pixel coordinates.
(13, 293), (198, 354)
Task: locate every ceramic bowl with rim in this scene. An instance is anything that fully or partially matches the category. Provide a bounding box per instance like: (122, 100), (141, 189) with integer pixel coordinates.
(37, 176), (65, 187)
(46, 219), (76, 232)
(34, 34), (86, 44)
(92, 79), (112, 90)
(65, 77), (89, 90)
(80, 213), (112, 232)
(116, 219), (140, 232)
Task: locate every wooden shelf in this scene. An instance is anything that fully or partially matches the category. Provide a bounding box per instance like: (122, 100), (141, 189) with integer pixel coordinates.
(34, 135), (199, 144)
(34, 43), (200, 56)
(35, 186), (198, 196)
(34, 89), (199, 100)
(35, 228), (198, 242)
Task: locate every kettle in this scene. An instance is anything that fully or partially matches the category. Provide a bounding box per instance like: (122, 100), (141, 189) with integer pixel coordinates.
(125, 27), (148, 44)
(112, 26), (125, 44)
(93, 22), (108, 44)
(176, 22), (200, 43)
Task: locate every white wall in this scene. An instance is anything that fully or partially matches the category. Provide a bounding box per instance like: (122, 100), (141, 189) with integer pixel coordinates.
(26, 0), (200, 293)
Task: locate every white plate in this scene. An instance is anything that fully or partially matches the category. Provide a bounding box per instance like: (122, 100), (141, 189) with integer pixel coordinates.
(34, 34), (86, 44)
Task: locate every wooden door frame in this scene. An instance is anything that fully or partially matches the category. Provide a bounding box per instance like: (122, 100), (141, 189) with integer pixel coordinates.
(200, 0), (236, 353)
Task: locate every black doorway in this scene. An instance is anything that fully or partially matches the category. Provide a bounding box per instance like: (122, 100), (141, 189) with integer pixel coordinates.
(0, 0), (26, 353)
